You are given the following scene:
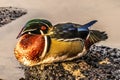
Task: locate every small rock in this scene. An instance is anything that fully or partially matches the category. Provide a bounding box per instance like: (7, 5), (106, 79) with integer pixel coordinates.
(0, 7), (27, 27)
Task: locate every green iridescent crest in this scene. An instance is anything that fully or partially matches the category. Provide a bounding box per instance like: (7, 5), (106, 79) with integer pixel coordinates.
(16, 19), (52, 38)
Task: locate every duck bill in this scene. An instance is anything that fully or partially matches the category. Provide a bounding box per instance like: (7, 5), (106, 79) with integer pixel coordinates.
(16, 26), (25, 39)
(16, 25), (39, 39)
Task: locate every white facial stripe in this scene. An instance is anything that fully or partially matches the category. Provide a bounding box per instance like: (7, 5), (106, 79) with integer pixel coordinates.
(23, 28), (37, 33)
(28, 32), (31, 34)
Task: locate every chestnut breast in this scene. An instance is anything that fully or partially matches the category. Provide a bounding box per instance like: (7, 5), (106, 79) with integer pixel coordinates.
(14, 34), (45, 62)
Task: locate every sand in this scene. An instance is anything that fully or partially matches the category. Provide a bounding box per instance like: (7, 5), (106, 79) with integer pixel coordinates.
(0, 0), (120, 79)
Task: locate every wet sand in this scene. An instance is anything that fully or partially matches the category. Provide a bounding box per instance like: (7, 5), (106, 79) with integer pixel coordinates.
(0, 0), (120, 79)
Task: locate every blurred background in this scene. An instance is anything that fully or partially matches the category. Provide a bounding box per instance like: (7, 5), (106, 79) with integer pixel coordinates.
(0, 0), (120, 79)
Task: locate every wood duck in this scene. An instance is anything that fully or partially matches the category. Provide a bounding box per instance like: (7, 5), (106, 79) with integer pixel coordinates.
(14, 19), (108, 66)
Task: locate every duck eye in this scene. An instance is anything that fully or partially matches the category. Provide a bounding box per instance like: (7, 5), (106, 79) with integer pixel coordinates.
(41, 26), (47, 30)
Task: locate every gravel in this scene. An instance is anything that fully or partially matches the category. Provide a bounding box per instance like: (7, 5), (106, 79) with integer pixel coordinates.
(19, 45), (120, 80)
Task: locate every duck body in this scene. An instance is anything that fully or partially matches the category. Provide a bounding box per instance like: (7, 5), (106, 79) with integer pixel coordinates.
(14, 19), (108, 66)
(15, 34), (85, 66)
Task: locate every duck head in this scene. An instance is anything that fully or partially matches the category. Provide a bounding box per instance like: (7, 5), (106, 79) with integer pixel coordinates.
(15, 19), (53, 66)
(16, 19), (53, 38)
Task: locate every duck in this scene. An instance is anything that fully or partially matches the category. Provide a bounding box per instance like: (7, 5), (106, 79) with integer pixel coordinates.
(14, 19), (108, 66)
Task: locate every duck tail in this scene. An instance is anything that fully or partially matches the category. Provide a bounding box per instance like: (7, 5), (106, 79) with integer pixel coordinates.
(85, 30), (108, 49)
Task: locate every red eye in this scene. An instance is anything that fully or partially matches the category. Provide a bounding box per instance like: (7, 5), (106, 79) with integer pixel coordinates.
(41, 26), (47, 30)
